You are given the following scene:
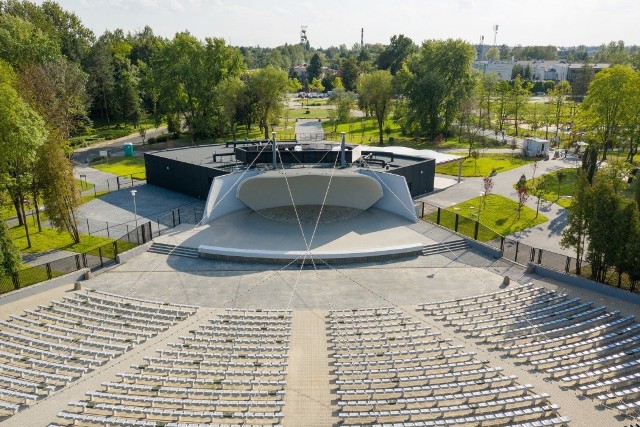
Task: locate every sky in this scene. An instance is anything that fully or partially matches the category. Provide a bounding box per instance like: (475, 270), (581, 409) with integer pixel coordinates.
(38, 0), (640, 48)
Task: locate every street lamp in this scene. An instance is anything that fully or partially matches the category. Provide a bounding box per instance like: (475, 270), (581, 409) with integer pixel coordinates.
(130, 189), (138, 230)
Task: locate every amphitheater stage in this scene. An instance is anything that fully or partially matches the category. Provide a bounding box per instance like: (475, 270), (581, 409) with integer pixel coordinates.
(180, 207), (435, 264)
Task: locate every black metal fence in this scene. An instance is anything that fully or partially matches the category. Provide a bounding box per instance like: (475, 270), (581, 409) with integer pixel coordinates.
(417, 200), (586, 276)
(0, 222), (152, 296)
(155, 205), (205, 236)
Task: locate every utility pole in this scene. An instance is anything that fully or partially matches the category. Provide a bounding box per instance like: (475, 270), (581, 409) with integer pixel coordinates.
(493, 25), (499, 47)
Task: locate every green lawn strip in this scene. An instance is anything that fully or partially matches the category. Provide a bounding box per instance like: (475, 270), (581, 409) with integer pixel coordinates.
(425, 194), (548, 240)
(436, 154), (533, 177)
(91, 157), (146, 178)
(9, 225), (115, 254)
(76, 178), (94, 191)
(287, 108), (332, 120)
(525, 168), (578, 208)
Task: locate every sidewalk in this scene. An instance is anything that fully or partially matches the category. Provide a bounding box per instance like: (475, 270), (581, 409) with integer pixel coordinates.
(419, 154), (581, 256)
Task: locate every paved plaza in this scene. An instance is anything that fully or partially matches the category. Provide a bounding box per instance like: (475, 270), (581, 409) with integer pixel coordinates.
(3, 217), (639, 425)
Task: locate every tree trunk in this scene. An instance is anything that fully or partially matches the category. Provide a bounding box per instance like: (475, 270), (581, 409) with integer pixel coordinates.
(19, 199), (31, 249)
(33, 193), (41, 232)
(378, 120), (384, 146)
(12, 197), (23, 226)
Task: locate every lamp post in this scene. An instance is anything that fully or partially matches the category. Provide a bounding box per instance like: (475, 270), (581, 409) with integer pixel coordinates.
(130, 189), (138, 230)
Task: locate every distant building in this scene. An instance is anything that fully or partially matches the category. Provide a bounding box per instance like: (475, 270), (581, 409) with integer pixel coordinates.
(566, 63), (610, 83)
(473, 60), (609, 83)
(473, 61), (514, 81)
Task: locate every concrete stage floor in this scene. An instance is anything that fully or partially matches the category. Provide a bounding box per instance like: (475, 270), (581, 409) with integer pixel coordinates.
(178, 208), (436, 258)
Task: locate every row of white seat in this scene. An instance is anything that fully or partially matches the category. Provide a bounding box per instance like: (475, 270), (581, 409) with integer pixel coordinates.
(0, 291), (197, 422)
(37, 304), (166, 334)
(338, 384), (536, 407)
(336, 375), (520, 398)
(442, 290), (564, 324)
(340, 403), (560, 425)
(100, 382), (285, 398)
(418, 283), (535, 311)
(57, 411), (279, 426)
(84, 391), (283, 408)
(63, 296), (186, 323)
(56, 309), (291, 425)
(10, 314), (144, 346)
(87, 289), (199, 311)
(23, 308), (155, 340)
(431, 286), (553, 319)
(353, 415), (571, 427)
(330, 305), (569, 426)
(333, 351), (476, 369)
(503, 317), (637, 356)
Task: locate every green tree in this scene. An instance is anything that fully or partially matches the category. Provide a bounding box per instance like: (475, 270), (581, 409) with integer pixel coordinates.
(581, 144), (599, 184)
(478, 72), (498, 130)
(0, 216), (21, 276)
(308, 77), (324, 94)
(247, 66), (289, 139)
(329, 88), (355, 133)
(0, 0), (94, 63)
(495, 80), (510, 132)
(579, 65), (634, 160)
(0, 13), (59, 68)
(561, 171), (592, 275)
(623, 69), (640, 163)
(485, 47), (500, 61)
(357, 70), (393, 145)
(547, 80), (571, 145)
(339, 57), (359, 92)
(85, 40), (115, 125)
(403, 39), (476, 140)
(509, 75), (532, 137)
(307, 53), (322, 81)
(615, 203), (640, 288)
(586, 178), (625, 282)
(35, 133), (81, 243)
(515, 174), (529, 219)
(376, 34), (416, 75)
(0, 61), (47, 248)
(634, 176), (640, 211)
(18, 57), (89, 139)
(218, 77), (247, 142)
(153, 33), (245, 144)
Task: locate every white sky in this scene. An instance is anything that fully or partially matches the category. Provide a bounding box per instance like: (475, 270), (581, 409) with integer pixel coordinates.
(39, 0), (640, 48)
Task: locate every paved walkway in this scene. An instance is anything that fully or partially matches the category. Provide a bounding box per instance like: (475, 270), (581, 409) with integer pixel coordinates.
(420, 154), (582, 256)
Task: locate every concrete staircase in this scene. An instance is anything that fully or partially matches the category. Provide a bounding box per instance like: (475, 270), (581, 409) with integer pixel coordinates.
(422, 239), (469, 256)
(148, 243), (199, 259)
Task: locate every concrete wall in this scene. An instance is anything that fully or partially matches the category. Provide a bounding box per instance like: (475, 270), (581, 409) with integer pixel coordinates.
(201, 170), (260, 224)
(358, 170), (417, 222)
(236, 172), (383, 211)
(530, 263), (640, 305)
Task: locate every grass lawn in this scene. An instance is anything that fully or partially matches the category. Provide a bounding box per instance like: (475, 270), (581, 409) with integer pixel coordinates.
(70, 117), (163, 147)
(76, 178), (94, 191)
(287, 108), (333, 120)
(8, 224), (116, 254)
(426, 194), (548, 239)
(436, 153), (534, 177)
(525, 168), (578, 208)
(91, 157), (146, 177)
